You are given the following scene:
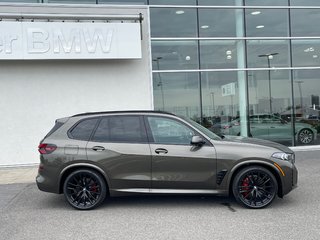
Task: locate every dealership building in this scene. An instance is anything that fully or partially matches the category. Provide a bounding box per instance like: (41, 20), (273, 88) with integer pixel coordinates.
(0, 0), (319, 166)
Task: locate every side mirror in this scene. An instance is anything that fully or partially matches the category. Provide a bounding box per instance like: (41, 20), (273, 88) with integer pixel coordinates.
(191, 136), (205, 146)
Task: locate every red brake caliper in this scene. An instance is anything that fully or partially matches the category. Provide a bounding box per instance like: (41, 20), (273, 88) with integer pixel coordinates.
(241, 177), (250, 197)
(90, 184), (97, 193)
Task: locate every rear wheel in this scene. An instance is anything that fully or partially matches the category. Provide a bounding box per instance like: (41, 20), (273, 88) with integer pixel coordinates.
(232, 166), (278, 209)
(298, 128), (314, 144)
(63, 169), (107, 210)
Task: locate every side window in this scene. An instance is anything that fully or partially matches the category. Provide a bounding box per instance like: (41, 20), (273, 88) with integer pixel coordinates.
(92, 116), (147, 143)
(147, 117), (195, 145)
(69, 118), (98, 141)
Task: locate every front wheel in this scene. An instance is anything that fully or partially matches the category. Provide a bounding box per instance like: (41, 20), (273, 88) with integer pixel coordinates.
(63, 169), (107, 210)
(298, 128), (314, 144)
(232, 166), (278, 209)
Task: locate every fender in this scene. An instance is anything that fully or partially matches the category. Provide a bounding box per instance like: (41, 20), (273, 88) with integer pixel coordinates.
(226, 159), (284, 189)
(59, 162), (112, 190)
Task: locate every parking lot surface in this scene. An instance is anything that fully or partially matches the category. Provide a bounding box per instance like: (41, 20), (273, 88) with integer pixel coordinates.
(0, 150), (319, 240)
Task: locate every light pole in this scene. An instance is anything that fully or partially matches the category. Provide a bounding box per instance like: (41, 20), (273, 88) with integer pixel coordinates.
(210, 92), (215, 116)
(295, 80), (304, 117)
(152, 57), (165, 110)
(258, 53), (279, 114)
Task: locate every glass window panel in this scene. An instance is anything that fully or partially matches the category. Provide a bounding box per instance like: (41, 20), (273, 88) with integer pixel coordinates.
(151, 41), (199, 70)
(246, 40), (290, 68)
(149, 0), (196, 5)
(247, 70), (293, 146)
(201, 71), (241, 135)
(198, 0), (240, 6)
(290, 0), (320, 6)
(99, 0), (146, 3)
(292, 40), (320, 67)
(245, 9), (289, 37)
(200, 40), (240, 69)
(153, 72), (200, 121)
(108, 116), (145, 143)
(293, 69), (320, 146)
(199, 9), (237, 37)
(291, 9), (320, 37)
(70, 118), (99, 141)
(150, 8), (197, 37)
(245, 0), (288, 5)
(46, 0), (95, 3)
(0, 0), (40, 2)
(147, 117), (195, 145)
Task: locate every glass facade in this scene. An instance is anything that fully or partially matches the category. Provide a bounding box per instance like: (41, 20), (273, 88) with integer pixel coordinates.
(1, 0), (320, 146)
(149, 1), (320, 147)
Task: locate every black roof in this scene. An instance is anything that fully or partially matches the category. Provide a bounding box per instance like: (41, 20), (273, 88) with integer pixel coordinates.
(72, 110), (176, 118)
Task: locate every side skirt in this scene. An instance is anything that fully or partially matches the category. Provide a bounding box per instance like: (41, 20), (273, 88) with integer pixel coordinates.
(110, 188), (228, 197)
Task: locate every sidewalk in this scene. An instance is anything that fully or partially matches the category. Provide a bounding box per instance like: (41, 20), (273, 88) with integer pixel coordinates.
(0, 166), (38, 185)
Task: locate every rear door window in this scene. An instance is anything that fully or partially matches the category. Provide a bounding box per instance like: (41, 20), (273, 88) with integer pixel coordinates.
(92, 116), (147, 143)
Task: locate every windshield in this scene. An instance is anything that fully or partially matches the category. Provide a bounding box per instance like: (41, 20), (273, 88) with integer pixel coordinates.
(181, 116), (222, 141)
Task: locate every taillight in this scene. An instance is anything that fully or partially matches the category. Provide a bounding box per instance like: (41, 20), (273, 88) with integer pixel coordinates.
(38, 143), (57, 154)
(223, 125), (232, 129)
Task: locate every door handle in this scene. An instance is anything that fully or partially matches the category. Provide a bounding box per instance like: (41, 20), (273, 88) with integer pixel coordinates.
(270, 127), (276, 128)
(92, 146), (105, 152)
(155, 148), (168, 154)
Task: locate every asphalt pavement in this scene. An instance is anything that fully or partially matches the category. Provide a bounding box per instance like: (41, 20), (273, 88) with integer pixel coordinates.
(0, 150), (319, 240)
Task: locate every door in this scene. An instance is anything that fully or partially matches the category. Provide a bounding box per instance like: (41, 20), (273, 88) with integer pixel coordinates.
(145, 116), (217, 190)
(86, 115), (151, 191)
(266, 115), (291, 141)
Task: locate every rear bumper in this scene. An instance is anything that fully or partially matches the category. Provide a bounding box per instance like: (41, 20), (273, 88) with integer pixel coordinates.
(36, 171), (60, 194)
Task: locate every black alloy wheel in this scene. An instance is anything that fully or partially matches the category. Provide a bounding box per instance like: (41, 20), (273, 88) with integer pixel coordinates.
(298, 128), (314, 144)
(63, 169), (107, 210)
(232, 166), (278, 209)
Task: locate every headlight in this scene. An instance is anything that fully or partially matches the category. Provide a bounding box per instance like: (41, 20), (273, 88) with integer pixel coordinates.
(272, 152), (295, 162)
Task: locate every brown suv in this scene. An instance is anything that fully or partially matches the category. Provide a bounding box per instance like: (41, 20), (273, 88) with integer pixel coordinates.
(37, 111), (297, 210)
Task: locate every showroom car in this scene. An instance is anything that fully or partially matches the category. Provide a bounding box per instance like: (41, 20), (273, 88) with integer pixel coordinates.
(211, 114), (317, 144)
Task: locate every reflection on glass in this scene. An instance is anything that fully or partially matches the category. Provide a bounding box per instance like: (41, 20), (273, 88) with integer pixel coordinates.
(245, 0), (287, 5)
(46, 0), (95, 3)
(291, 9), (320, 37)
(0, 0), (40, 2)
(245, 9), (288, 37)
(150, 8), (197, 37)
(198, 0), (240, 5)
(292, 40), (320, 67)
(151, 41), (198, 70)
(200, 40), (239, 69)
(199, 9), (237, 37)
(293, 70), (320, 146)
(98, 0), (146, 4)
(247, 70), (293, 146)
(247, 40), (289, 68)
(149, 0), (196, 5)
(290, 0), (320, 6)
(153, 73), (201, 121)
(201, 71), (241, 135)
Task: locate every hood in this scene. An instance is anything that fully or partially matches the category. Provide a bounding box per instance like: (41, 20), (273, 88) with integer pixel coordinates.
(222, 135), (293, 154)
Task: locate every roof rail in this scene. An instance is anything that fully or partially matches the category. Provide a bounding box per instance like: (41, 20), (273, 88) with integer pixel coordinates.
(71, 110), (176, 117)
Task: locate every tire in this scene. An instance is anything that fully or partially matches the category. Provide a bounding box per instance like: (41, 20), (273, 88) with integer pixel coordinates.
(63, 169), (107, 210)
(232, 166), (278, 209)
(298, 128), (314, 144)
